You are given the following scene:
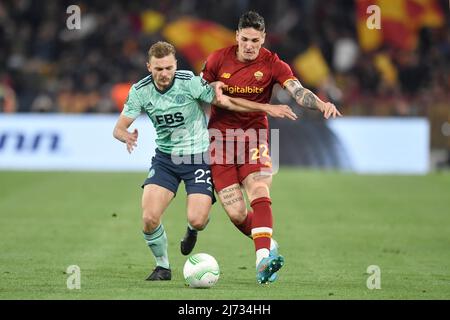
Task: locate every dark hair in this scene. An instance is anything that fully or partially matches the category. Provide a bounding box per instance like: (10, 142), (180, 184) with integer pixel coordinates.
(238, 11), (265, 32)
(148, 41), (176, 60)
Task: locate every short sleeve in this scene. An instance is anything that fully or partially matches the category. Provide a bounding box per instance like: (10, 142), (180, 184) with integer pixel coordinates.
(187, 76), (215, 104)
(200, 51), (220, 83)
(121, 86), (142, 119)
(272, 55), (297, 88)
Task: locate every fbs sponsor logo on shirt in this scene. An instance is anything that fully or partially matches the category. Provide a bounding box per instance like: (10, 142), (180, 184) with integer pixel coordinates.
(155, 112), (185, 128)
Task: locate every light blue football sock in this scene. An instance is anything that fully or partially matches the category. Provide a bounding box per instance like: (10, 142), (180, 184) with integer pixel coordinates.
(143, 224), (170, 269)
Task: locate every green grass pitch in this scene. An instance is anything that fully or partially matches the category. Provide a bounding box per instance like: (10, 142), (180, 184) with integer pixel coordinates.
(0, 169), (449, 299)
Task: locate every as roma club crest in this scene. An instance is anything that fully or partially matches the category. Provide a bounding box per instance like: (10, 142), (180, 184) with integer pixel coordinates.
(254, 71), (263, 81)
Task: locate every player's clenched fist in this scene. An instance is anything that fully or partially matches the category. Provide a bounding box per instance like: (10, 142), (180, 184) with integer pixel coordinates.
(210, 81), (227, 101)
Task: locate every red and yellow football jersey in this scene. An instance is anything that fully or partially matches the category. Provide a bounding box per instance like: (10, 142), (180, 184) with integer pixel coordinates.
(201, 45), (297, 136)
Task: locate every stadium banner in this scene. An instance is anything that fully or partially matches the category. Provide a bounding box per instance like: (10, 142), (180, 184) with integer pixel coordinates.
(0, 114), (429, 173)
(326, 117), (429, 174)
(270, 116), (429, 174)
(0, 114), (157, 171)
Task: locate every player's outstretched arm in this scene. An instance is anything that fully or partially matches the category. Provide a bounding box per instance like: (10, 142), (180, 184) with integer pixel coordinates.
(209, 82), (297, 120)
(113, 114), (139, 153)
(285, 79), (342, 119)
(227, 97), (298, 120)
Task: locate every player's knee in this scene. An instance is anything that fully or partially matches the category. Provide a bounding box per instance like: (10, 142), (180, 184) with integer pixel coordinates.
(142, 215), (160, 231)
(142, 208), (161, 230)
(188, 217), (208, 231)
(248, 184), (270, 201)
(226, 206), (247, 225)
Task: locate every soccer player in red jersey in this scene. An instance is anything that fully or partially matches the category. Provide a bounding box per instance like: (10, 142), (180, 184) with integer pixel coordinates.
(201, 11), (342, 283)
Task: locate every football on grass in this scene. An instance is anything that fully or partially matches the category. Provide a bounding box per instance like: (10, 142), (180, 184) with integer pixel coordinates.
(183, 253), (220, 288)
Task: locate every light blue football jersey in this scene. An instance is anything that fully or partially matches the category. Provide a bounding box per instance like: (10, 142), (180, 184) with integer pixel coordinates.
(122, 70), (215, 155)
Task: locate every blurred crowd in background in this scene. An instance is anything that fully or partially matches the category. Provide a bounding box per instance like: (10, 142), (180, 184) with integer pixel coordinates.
(0, 0), (449, 148)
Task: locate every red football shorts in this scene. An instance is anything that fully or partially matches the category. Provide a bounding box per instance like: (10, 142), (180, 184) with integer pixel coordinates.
(209, 137), (272, 192)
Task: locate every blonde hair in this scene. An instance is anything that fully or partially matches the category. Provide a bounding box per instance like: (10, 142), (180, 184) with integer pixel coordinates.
(148, 41), (176, 60)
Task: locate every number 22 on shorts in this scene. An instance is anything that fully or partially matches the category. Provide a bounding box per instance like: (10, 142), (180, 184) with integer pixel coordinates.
(250, 144), (272, 167)
(194, 169), (212, 184)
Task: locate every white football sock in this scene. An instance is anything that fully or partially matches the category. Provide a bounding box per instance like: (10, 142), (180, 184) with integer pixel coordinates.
(256, 248), (270, 267)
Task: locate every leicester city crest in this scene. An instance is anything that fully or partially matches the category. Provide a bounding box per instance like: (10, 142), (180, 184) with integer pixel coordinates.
(175, 94), (186, 104)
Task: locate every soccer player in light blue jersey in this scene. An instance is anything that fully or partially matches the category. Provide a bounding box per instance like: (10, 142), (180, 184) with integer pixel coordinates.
(113, 41), (296, 281)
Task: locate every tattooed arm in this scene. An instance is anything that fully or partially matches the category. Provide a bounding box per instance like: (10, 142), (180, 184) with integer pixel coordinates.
(284, 79), (342, 119)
